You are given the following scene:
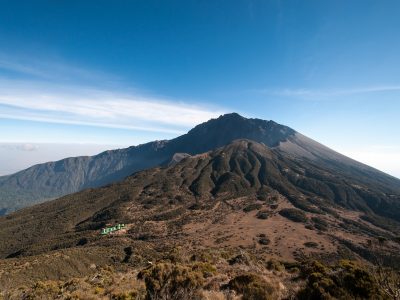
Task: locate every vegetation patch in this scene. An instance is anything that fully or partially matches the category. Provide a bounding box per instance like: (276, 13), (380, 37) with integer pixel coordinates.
(305, 224), (314, 230)
(188, 203), (202, 210)
(266, 259), (285, 272)
(311, 217), (329, 231)
(360, 214), (400, 232)
(152, 208), (186, 221)
(279, 208), (308, 223)
(228, 253), (253, 266)
(138, 262), (204, 300)
(76, 237), (88, 246)
(258, 237), (271, 245)
(256, 210), (270, 219)
(304, 242), (319, 248)
(243, 203), (262, 212)
(297, 260), (386, 299)
(225, 273), (277, 300)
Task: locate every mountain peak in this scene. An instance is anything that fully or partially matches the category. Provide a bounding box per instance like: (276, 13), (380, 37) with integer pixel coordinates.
(202, 112), (286, 132)
(216, 112), (245, 120)
(179, 112), (296, 152)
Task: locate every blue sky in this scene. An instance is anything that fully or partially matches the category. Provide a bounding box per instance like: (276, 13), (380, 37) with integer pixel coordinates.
(0, 0), (399, 177)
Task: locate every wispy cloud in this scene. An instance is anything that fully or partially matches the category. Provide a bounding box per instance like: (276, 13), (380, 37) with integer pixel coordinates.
(0, 52), (116, 83)
(0, 59), (47, 78)
(0, 52), (227, 134)
(0, 79), (226, 134)
(255, 85), (400, 98)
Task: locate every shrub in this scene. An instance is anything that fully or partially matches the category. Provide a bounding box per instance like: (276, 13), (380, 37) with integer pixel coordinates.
(243, 203), (262, 212)
(279, 208), (308, 223)
(392, 236), (400, 244)
(338, 260), (383, 299)
(191, 262), (217, 277)
(372, 265), (400, 299)
(152, 208), (185, 221)
(228, 252), (252, 266)
(164, 246), (189, 263)
(94, 286), (105, 295)
(138, 262), (204, 300)
(190, 250), (223, 264)
(304, 242), (319, 248)
(257, 188), (270, 201)
(258, 238), (270, 245)
(76, 237), (88, 246)
(188, 203), (202, 210)
(288, 267), (300, 274)
(122, 246), (133, 263)
(22, 280), (61, 299)
(377, 237), (387, 245)
(311, 217), (329, 231)
(266, 259), (285, 272)
(297, 260), (386, 299)
(226, 273), (276, 300)
(111, 291), (142, 300)
(256, 210), (270, 219)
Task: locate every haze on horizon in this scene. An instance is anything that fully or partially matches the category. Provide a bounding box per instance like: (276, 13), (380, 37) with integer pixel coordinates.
(0, 1), (399, 178)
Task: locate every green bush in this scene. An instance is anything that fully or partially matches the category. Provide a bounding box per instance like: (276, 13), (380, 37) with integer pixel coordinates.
(256, 210), (270, 219)
(226, 273), (276, 300)
(190, 251), (214, 263)
(243, 203), (262, 212)
(257, 187), (270, 201)
(297, 260), (387, 300)
(311, 217), (329, 231)
(338, 260), (383, 298)
(228, 252), (253, 266)
(258, 237), (271, 245)
(266, 259), (285, 272)
(279, 208), (308, 223)
(111, 291), (142, 300)
(304, 242), (319, 248)
(191, 262), (217, 277)
(138, 262), (204, 300)
(270, 204), (278, 210)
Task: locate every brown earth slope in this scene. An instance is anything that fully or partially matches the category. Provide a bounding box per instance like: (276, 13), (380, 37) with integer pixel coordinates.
(0, 140), (399, 266)
(1, 140), (400, 297)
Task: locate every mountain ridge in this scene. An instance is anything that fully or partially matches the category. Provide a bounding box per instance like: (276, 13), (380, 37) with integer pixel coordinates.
(0, 113), (399, 215)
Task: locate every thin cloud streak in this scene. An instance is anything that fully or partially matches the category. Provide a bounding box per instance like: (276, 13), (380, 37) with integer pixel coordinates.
(0, 113), (185, 135)
(0, 80), (226, 134)
(255, 85), (400, 98)
(0, 60), (48, 78)
(0, 52), (117, 83)
(0, 52), (227, 135)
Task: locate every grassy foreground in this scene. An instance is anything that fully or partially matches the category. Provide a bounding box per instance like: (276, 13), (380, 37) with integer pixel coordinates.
(1, 246), (399, 300)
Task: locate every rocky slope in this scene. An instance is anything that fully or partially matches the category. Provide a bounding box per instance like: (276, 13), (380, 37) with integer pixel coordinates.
(1, 140), (399, 260)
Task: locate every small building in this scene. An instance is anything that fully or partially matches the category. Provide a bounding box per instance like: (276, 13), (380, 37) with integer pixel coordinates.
(100, 223), (125, 235)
